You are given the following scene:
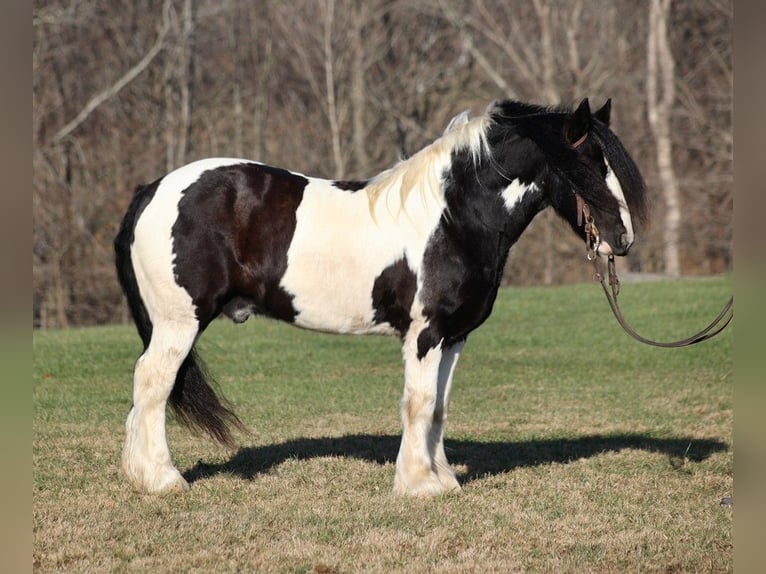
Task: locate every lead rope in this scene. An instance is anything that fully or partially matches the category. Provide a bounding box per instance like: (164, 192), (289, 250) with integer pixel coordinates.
(577, 195), (733, 347)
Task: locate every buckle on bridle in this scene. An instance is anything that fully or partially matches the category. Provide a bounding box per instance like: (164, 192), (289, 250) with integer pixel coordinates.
(575, 193), (600, 260)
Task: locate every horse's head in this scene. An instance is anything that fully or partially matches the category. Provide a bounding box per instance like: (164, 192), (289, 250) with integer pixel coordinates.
(487, 98), (647, 258)
(551, 98), (648, 257)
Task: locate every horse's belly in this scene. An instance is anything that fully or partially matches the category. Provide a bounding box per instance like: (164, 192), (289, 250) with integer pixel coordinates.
(281, 255), (401, 336)
(291, 298), (398, 336)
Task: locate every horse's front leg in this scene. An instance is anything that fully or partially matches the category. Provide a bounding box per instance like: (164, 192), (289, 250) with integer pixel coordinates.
(394, 324), (458, 496)
(429, 340), (465, 491)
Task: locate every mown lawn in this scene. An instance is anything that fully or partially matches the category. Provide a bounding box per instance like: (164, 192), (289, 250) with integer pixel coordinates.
(33, 277), (733, 573)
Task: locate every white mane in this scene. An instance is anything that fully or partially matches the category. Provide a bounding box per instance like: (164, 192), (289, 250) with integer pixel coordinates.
(365, 111), (491, 215)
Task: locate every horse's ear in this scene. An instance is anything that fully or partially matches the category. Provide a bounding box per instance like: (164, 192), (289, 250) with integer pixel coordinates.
(594, 98), (611, 126)
(564, 98), (591, 147)
(443, 110), (470, 135)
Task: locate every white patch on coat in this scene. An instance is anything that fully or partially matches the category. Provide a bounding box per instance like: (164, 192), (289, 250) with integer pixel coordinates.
(280, 175), (447, 335)
(502, 179), (537, 212)
(428, 340), (464, 492)
(604, 158), (634, 246)
(122, 321), (197, 493)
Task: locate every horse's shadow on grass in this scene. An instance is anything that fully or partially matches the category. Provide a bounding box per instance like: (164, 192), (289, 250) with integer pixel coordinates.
(184, 433), (728, 486)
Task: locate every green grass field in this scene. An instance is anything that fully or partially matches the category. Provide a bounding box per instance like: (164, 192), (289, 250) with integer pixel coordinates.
(33, 277), (733, 573)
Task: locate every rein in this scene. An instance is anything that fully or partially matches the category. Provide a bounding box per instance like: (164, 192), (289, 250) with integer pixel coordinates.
(575, 194), (733, 348)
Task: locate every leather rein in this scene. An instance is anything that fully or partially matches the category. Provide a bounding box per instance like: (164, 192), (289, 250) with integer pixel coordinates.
(575, 193), (733, 348)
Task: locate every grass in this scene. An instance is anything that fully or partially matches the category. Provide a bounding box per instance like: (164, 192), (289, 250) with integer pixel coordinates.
(33, 277), (733, 573)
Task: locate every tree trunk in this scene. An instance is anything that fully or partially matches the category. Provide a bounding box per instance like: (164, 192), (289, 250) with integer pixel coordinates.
(647, 0), (681, 277)
(350, 3), (369, 176)
(176, 0), (194, 166)
(533, 0), (560, 284)
(164, 0), (194, 170)
(323, 0), (344, 178)
(230, 0), (243, 158)
(248, 3), (272, 160)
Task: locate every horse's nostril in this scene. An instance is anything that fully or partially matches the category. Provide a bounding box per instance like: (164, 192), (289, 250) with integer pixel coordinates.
(619, 232), (632, 253)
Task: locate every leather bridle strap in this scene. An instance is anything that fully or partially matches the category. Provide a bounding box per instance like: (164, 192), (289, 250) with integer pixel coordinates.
(577, 197), (733, 347)
(590, 255), (733, 347)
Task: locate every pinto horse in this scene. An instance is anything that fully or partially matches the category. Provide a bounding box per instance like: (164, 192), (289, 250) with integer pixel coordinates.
(115, 98), (647, 496)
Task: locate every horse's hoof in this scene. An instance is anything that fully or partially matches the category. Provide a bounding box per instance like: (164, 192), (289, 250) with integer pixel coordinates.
(392, 473), (460, 497)
(158, 474), (190, 493)
(126, 467), (189, 494)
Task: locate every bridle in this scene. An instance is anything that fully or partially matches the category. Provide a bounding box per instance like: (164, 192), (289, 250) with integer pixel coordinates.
(575, 193), (733, 348)
(575, 192), (600, 260)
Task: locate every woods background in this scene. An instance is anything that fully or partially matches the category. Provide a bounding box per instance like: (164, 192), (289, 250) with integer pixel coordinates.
(33, 0), (732, 328)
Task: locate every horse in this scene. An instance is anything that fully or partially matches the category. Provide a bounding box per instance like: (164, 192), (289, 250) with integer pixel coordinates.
(114, 98), (647, 496)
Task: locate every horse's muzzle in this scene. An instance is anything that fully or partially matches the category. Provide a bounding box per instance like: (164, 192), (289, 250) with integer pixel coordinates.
(599, 233), (632, 257)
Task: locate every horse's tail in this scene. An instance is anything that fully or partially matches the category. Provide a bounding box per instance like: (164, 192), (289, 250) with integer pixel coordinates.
(168, 350), (245, 448)
(114, 183), (244, 448)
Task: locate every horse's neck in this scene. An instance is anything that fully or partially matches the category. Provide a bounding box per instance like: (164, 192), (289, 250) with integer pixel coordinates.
(460, 180), (545, 239)
(500, 187), (548, 246)
(446, 180), (546, 276)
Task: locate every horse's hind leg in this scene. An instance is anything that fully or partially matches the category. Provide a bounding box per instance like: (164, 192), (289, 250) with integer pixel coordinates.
(122, 319), (198, 493)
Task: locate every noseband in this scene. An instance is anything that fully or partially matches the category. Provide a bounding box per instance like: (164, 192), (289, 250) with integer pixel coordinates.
(575, 195), (733, 348)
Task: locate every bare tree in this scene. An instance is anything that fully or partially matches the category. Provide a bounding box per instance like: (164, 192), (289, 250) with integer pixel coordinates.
(32, 0), (732, 327)
(323, 0), (345, 177)
(350, 2), (371, 175)
(50, 8), (170, 144)
(647, 0), (681, 277)
(670, 0), (733, 274)
(162, 0), (196, 171)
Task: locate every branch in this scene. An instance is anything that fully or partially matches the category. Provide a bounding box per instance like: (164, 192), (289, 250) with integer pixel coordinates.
(51, 1), (171, 144)
(438, 0), (518, 98)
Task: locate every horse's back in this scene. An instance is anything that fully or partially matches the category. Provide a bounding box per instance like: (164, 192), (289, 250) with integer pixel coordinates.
(129, 158), (442, 335)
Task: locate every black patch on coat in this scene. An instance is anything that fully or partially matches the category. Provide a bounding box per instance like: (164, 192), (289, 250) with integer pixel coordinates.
(171, 162), (307, 328)
(413, 137), (548, 358)
(332, 179), (369, 191)
(371, 258), (417, 337)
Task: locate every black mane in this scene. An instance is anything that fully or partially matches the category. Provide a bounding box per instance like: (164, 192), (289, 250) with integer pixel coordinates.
(591, 120), (648, 226)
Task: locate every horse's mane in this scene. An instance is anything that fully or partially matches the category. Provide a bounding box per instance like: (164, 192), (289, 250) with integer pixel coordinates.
(363, 99), (647, 227)
(590, 120), (648, 226)
(364, 111), (490, 214)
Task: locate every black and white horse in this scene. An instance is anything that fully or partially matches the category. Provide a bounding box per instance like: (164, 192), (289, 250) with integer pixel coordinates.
(115, 98), (646, 496)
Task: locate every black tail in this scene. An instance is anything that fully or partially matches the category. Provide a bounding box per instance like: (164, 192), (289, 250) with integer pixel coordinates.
(169, 350), (246, 448)
(114, 182), (245, 448)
